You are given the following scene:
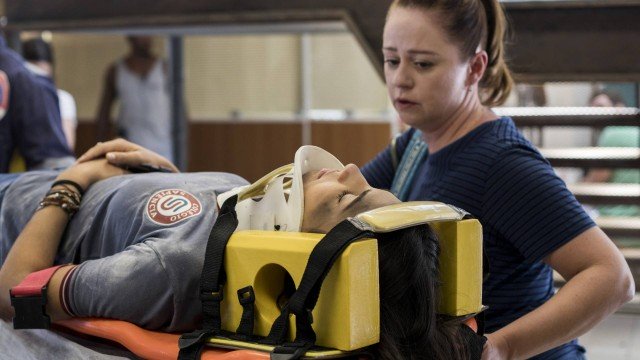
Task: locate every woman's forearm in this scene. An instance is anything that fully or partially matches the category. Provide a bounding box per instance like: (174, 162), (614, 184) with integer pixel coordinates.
(0, 166), (94, 319)
(0, 204), (70, 319)
(488, 263), (632, 359)
(485, 228), (634, 359)
(0, 160), (127, 320)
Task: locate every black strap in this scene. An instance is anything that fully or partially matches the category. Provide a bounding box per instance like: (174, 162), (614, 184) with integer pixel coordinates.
(270, 341), (315, 360)
(234, 286), (256, 340)
(178, 195), (239, 360)
(266, 220), (372, 358)
(178, 330), (213, 360)
(199, 195), (239, 331)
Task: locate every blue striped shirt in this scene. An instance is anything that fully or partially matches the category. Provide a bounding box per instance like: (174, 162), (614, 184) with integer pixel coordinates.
(362, 117), (594, 359)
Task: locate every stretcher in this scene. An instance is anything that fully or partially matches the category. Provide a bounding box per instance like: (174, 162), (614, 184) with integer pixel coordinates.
(46, 200), (483, 359)
(54, 316), (479, 360)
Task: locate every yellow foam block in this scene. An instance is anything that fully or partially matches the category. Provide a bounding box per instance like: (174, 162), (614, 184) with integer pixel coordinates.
(432, 219), (483, 316)
(221, 231), (380, 351)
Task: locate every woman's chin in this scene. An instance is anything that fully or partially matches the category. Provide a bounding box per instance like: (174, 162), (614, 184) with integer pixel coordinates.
(398, 114), (428, 130)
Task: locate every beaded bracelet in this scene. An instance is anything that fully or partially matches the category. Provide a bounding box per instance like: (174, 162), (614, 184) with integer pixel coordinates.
(37, 190), (81, 217)
(47, 189), (81, 205)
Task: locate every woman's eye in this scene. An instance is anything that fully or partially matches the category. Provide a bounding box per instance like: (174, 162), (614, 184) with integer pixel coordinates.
(414, 61), (433, 69)
(384, 59), (399, 67)
(337, 190), (350, 202)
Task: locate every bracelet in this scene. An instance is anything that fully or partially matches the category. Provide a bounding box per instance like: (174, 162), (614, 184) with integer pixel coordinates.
(51, 179), (85, 196)
(47, 189), (81, 205)
(37, 191), (80, 216)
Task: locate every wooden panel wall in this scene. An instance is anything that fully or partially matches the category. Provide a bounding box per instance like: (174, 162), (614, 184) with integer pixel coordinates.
(311, 122), (391, 167)
(188, 122), (302, 181)
(76, 121), (392, 182)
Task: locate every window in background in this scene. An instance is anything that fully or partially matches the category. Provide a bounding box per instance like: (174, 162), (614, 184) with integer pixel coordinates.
(309, 33), (389, 121)
(184, 35), (300, 121)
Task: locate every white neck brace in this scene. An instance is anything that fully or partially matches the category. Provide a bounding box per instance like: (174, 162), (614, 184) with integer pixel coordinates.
(217, 145), (344, 232)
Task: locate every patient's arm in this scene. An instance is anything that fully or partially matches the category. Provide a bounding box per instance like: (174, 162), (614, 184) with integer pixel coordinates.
(0, 159), (125, 321)
(77, 138), (179, 173)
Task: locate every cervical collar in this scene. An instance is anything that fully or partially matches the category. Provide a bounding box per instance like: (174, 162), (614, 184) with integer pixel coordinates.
(217, 145), (344, 232)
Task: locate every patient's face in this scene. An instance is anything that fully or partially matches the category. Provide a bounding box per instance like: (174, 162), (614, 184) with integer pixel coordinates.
(301, 164), (400, 232)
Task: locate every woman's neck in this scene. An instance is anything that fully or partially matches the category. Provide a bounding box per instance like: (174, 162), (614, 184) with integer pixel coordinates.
(421, 95), (496, 153)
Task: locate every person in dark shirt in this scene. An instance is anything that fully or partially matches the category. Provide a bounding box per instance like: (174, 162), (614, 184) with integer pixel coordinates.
(0, 36), (74, 172)
(361, 0), (634, 359)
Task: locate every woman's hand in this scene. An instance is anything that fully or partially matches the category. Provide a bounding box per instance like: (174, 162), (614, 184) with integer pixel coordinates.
(57, 158), (127, 191)
(77, 138), (179, 173)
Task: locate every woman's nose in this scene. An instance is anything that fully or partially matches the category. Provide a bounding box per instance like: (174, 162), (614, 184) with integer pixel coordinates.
(338, 164), (365, 184)
(391, 63), (413, 89)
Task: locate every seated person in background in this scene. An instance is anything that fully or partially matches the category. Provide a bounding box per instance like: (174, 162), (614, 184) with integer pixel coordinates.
(584, 90), (640, 217)
(0, 139), (479, 360)
(22, 38), (78, 150)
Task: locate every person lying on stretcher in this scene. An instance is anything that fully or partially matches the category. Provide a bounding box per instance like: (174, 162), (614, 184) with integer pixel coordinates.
(0, 139), (482, 359)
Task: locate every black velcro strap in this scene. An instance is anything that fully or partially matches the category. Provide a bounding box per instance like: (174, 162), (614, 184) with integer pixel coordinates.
(178, 195), (239, 360)
(199, 195), (239, 331)
(265, 220), (371, 351)
(178, 330), (213, 360)
(263, 305), (291, 345)
(289, 220), (371, 320)
(234, 285), (256, 339)
(270, 341), (315, 360)
(10, 289), (50, 330)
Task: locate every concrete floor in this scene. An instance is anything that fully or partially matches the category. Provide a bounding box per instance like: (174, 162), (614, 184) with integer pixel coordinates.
(580, 313), (640, 359)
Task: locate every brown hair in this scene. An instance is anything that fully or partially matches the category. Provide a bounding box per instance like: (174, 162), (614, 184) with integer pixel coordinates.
(390, 0), (514, 106)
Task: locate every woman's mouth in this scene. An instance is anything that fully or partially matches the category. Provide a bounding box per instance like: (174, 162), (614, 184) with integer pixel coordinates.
(394, 99), (418, 110)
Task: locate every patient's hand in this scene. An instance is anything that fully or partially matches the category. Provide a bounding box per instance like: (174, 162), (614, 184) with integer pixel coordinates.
(58, 159), (128, 190)
(77, 139), (179, 173)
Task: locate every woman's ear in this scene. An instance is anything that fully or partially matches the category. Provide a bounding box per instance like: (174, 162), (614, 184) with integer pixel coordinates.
(466, 50), (488, 87)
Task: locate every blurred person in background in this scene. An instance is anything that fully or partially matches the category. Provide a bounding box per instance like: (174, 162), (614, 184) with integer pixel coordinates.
(23, 38), (77, 150)
(0, 34), (74, 173)
(584, 89), (640, 217)
(96, 35), (173, 162)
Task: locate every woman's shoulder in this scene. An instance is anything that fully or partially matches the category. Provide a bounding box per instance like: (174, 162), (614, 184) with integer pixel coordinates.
(477, 117), (541, 157)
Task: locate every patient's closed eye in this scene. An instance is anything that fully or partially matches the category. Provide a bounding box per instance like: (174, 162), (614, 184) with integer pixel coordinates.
(337, 191), (350, 202)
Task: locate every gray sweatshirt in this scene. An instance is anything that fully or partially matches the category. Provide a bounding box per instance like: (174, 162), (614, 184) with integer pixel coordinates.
(0, 171), (248, 332)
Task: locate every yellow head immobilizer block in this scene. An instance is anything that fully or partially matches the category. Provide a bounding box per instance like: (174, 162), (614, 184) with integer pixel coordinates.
(221, 231), (379, 351)
(355, 201), (483, 316)
(218, 201), (482, 352)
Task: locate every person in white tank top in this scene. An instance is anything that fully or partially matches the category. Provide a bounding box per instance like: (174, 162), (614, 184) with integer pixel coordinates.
(96, 36), (173, 162)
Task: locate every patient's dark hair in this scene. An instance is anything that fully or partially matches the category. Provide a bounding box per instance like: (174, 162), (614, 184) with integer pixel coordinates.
(374, 225), (470, 360)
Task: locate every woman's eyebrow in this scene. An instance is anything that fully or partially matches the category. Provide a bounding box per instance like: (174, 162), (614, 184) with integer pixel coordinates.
(343, 189), (372, 213)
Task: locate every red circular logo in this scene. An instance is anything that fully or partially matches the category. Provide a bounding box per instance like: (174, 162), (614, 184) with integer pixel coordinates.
(146, 189), (202, 225)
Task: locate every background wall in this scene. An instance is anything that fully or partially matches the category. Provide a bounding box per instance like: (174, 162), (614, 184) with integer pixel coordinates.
(49, 32), (388, 122)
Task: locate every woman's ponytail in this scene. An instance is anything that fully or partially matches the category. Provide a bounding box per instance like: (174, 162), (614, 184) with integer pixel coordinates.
(479, 0), (514, 107)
